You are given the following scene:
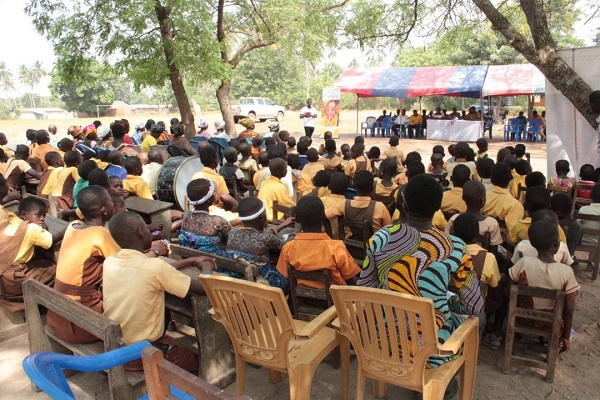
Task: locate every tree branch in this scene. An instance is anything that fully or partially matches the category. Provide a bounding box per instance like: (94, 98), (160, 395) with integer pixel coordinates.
(228, 38), (276, 68)
(320, 0), (351, 13)
(519, 0), (556, 51)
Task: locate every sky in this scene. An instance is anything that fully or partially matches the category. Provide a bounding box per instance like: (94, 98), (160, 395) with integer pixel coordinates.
(0, 0), (598, 99)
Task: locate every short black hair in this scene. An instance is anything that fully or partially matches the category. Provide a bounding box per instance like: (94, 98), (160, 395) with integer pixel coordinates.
(354, 170), (374, 194)
(44, 151), (62, 167)
(555, 160), (570, 175)
(295, 195), (325, 228)
(107, 150), (123, 165)
(453, 213), (480, 244)
(448, 144), (456, 156)
(267, 144), (286, 160)
(524, 186), (550, 215)
(64, 150), (81, 167)
(297, 141), (308, 155)
(531, 209), (559, 225)
(19, 196), (47, 214)
(514, 144), (526, 158)
(580, 164), (595, 181)
(351, 143), (364, 155)
(224, 147), (238, 164)
(59, 138), (74, 152)
(258, 152), (269, 167)
(525, 171), (546, 188)
(252, 136), (264, 147)
(287, 136), (296, 149)
(312, 170), (331, 188)
(82, 150), (96, 161)
(406, 160), (425, 180)
(432, 145), (444, 156)
(476, 138), (488, 151)
(403, 151), (422, 167)
(87, 168), (109, 188)
(354, 136), (364, 145)
(515, 160), (531, 176)
(108, 211), (146, 248)
(389, 136), (399, 146)
(496, 147), (511, 163)
(199, 146), (218, 166)
(451, 164), (471, 188)
(187, 178), (212, 202)
(325, 139), (336, 152)
(529, 220), (558, 252)
(78, 185), (110, 218)
(404, 174), (443, 218)
(306, 148), (319, 162)
(367, 146), (380, 159)
(503, 154), (518, 170)
(462, 180), (485, 207)
(77, 160), (98, 180)
(379, 158), (397, 177)
(287, 153), (300, 170)
(35, 130), (49, 145)
(123, 156), (142, 174)
(491, 163), (512, 188)
(476, 157), (494, 179)
(145, 119), (155, 130)
(550, 193), (571, 217)
(329, 172), (347, 195)
(454, 142), (470, 159)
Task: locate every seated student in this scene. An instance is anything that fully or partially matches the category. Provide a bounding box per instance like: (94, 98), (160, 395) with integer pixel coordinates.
(366, 146), (381, 166)
(394, 151), (422, 186)
(141, 149), (163, 198)
(441, 164), (470, 216)
(108, 176), (127, 198)
(446, 144), (456, 164)
(103, 211), (215, 372)
(276, 195), (360, 287)
(382, 135), (405, 173)
(475, 138), (488, 160)
(344, 144), (370, 177)
(179, 179), (232, 255)
(302, 148), (324, 180)
(169, 124), (197, 156)
(0, 132), (14, 159)
(50, 150), (82, 210)
(4, 144), (43, 193)
(429, 153), (445, 175)
(551, 193), (582, 256)
(122, 156), (152, 200)
(105, 150), (128, 180)
(508, 186), (551, 245)
(309, 170), (332, 198)
(287, 136), (297, 155)
(525, 171), (546, 189)
(321, 172), (348, 239)
(253, 151), (270, 187)
(73, 160), (98, 208)
(446, 180), (503, 247)
(482, 163), (524, 232)
(225, 197), (294, 292)
(219, 147), (246, 195)
(453, 212), (503, 349)
(509, 159), (531, 200)
(512, 210), (573, 265)
(237, 143), (258, 175)
(325, 170), (392, 234)
(340, 143), (351, 162)
(320, 139), (343, 172)
(445, 142), (478, 182)
(38, 151), (64, 197)
(31, 129), (59, 171)
(141, 123), (163, 153)
(0, 195), (63, 312)
(578, 183), (600, 245)
(514, 143), (528, 161)
(257, 158), (296, 223)
(288, 153), (312, 196)
(548, 159), (574, 189)
(297, 140), (309, 170)
(577, 163), (596, 200)
(87, 168), (110, 190)
(57, 137), (74, 158)
(373, 158), (399, 201)
(47, 186), (121, 343)
(509, 220), (579, 354)
(251, 136), (264, 158)
(192, 146), (238, 209)
(476, 157), (495, 192)
(317, 131), (332, 155)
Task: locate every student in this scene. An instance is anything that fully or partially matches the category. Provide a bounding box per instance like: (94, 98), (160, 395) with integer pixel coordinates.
(429, 153), (445, 175)
(509, 159), (531, 200)
(122, 156), (153, 200)
(237, 143), (258, 174)
(302, 148), (325, 180)
(496, 147), (511, 164)
(577, 164), (596, 200)
(509, 220), (579, 354)
(88, 168), (110, 190)
(373, 158), (399, 199)
(276, 195), (360, 287)
(550, 193), (582, 255)
(192, 147), (238, 209)
(441, 164), (470, 215)
(513, 143), (527, 160)
(325, 170), (392, 233)
(320, 139), (343, 172)
(253, 152), (269, 187)
(4, 144), (42, 193)
(317, 131), (333, 156)
(382, 135), (405, 173)
(103, 211), (215, 372)
(73, 160), (98, 208)
(578, 183), (600, 245)
(47, 186), (121, 343)
(105, 150), (128, 180)
(0, 196), (63, 312)
(482, 163), (524, 232)
(475, 138), (488, 160)
(321, 172), (348, 239)
(446, 144), (456, 164)
(525, 171), (546, 190)
(344, 144), (370, 177)
(58, 138), (74, 157)
(219, 147), (246, 195)
(476, 157), (495, 192)
(297, 140), (309, 169)
(108, 176), (127, 197)
(251, 136), (264, 158)
(340, 143), (351, 162)
(512, 210), (573, 265)
(310, 170), (332, 198)
(31, 129), (59, 170)
(508, 186), (551, 245)
(141, 149), (163, 198)
(366, 146), (381, 167)
(549, 160), (574, 189)
(445, 142), (478, 181)
(51, 150), (82, 209)
(257, 158), (296, 223)
(0, 132), (14, 159)
(141, 124), (164, 153)
(394, 151), (421, 185)
(38, 151), (64, 197)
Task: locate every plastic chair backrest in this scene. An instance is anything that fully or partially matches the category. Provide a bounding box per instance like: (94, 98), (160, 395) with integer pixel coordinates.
(199, 275), (296, 372)
(22, 341), (151, 400)
(529, 118), (541, 131)
(330, 286), (438, 387)
(167, 145), (190, 157)
(508, 118), (520, 131)
(366, 116), (376, 127)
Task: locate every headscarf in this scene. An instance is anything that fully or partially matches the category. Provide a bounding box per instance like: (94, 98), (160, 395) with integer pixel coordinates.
(214, 120), (226, 131)
(240, 118), (255, 130)
(83, 124), (96, 138)
(197, 119), (208, 130)
(268, 121), (279, 131)
(97, 125), (111, 140)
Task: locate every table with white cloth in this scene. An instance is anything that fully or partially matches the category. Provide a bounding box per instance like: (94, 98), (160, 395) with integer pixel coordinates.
(426, 119), (483, 142)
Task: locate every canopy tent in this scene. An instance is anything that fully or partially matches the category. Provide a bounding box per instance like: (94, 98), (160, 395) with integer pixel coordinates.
(482, 64), (545, 96)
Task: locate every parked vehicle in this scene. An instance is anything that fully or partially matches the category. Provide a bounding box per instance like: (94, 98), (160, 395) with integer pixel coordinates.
(231, 97), (286, 123)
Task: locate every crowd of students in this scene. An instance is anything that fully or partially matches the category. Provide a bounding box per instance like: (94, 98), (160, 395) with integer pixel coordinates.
(1, 119), (599, 396)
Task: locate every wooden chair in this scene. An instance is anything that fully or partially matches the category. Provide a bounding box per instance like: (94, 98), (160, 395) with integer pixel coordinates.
(330, 286), (479, 400)
(223, 176), (240, 201)
(22, 193), (58, 217)
(575, 214), (600, 280)
(198, 275), (345, 400)
(287, 265), (333, 321)
(239, 167), (254, 188)
(503, 285), (565, 383)
(23, 279), (146, 400)
(338, 217), (372, 262)
(141, 344), (252, 400)
(272, 200), (296, 223)
(370, 158), (382, 175)
(517, 184), (527, 203)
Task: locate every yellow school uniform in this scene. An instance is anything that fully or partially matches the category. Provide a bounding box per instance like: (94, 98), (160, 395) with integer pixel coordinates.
(482, 186), (524, 231)
(191, 167), (230, 200)
(257, 176), (296, 223)
(140, 135), (157, 153)
(441, 187), (467, 215)
(123, 174), (153, 200)
(466, 243), (500, 288)
(302, 162), (324, 180)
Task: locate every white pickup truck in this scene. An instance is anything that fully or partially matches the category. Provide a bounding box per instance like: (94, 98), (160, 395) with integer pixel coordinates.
(231, 97), (286, 123)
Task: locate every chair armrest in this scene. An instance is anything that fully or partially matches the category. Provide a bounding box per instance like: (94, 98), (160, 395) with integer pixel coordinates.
(295, 306), (337, 338)
(331, 318), (340, 329)
(438, 316), (478, 356)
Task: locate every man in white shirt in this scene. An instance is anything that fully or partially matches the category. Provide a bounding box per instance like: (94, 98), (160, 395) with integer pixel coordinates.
(299, 98), (317, 138)
(141, 150), (163, 197)
(589, 90), (600, 168)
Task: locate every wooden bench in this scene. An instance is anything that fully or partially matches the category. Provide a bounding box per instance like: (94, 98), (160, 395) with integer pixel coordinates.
(125, 196), (173, 240)
(287, 265), (332, 322)
(23, 279), (146, 400)
(576, 214), (600, 280)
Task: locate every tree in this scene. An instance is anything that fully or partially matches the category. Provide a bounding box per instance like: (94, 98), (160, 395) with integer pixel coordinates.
(0, 63), (17, 109)
(32, 61), (47, 107)
(19, 65), (36, 108)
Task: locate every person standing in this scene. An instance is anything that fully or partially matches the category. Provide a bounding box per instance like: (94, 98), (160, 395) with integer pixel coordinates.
(589, 90), (600, 168)
(300, 98), (317, 138)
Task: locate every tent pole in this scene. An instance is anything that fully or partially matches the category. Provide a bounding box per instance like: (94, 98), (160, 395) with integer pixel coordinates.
(356, 95), (359, 135)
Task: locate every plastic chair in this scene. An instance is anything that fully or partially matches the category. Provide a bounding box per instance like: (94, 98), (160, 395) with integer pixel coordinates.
(527, 118), (542, 142)
(208, 138), (229, 165)
(22, 341), (151, 400)
(167, 145), (190, 157)
(361, 116), (376, 137)
(198, 275), (345, 400)
(379, 115), (393, 137)
(330, 286), (479, 400)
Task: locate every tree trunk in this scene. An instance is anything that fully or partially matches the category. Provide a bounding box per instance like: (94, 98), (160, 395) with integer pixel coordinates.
(217, 80), (236, 137)
(155, 1), (196, 139)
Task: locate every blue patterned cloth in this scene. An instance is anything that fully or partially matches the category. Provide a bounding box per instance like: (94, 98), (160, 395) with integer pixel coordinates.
(224, 249), (289, 294)
(179, 231), (225, 256)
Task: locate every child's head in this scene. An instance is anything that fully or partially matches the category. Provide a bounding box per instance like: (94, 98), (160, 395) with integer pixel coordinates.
(287, 153), (300, 170)
(555, 160), (570, 176)
(340, 144), (350, 158)
(580, 164), (595, 181)
(148, 149), (164, 165)
(296, 195), (325, 231)
(454, 142), (470, 160)
(110, 193), (126, 213)
(64, 150), (82, 167)
(354, 136), (364, 145)
(324, 139), (336, 153)
(269, 158), (287, 179)
(299, 136), (312, 148)
(531, 209), (559, 225)
(379, 158), (397, 178)
(466, 148), (476, 162)
(462, 180), (486, 210)
(367, 146), (381, 160)
(77, 160), (98, 181)
(354, 170), (374, 195)
(350, 144), (364, 159)
(475, 138), (488, 152)
(59, 138), (73, 153)
(19, 196), (47, 226)
(224, 147), (238, 164)
(431, 153), (444, 168)
(403, 174), (443, 219)
(199, 146), (219, 169)
(109, 211), (152, 250)
(264, 137), (276, 148)
(124, 156), (143, 176)
(88, 168), (109, 189)
(108, 176), (125, 196)
(45, 151), (63, 168)
(592, 183), (600, 203)
(82, 150), (96, 161)
(238, 197), (267, 229)
(187, 178), (216, 208)
(252, 136), (264, 148)
(257, 151), (270, 167)
(329, 172), (348, 195)
(550, 193), (572, 220)
(524, 186), (550, 215)
(108, 150), (124, 166)
(78, 185), (114, 223)
(496, 147), (511, 164)
(525, 171), (546, 188)
(476, 157), (494, 179)
(514, 144), (526, 158)
(403, 151), (422, 167)
(515, 160), (532, 176)
(238, 143), (251, 159)
(150, 124), (164, 138)
(448, 144), (456, 157)
(312, 170), (331, 188)
(406, 160), (425, 180)
(432, 145), (445, 157)
(323, 131), (333, 141)
(451, 164), (471, 188)
(453, 212), (480, 244)
(278, 130), (290, 143)
(306, 148), (319, 163)
(490, 163), (512, 188)
(287, 136), (296, 150)
(528, 220), (559, 255)
(297, 141), (309, 156)
(389, 135), (399, 147)
(503, 154), (518, 171)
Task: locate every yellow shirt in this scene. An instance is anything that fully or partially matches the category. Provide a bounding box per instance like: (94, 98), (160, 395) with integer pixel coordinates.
(321, 194), (346, 239)
(409, 114), (423, 124)
(4, 158), (31, 177)
(52, 166), (80, 196)
(103, 249), (191, 344)
(325, 196), (392, 233)
(466, 243), (500, 288)
(3, 217), (53, 265)
(391, 209), (447, 231)
(302, 162), (324, 180)
(509, 172), (527, 201)
(191, 167), (230, 200)
(344, 156), (371, 177)
(441, 187), (467, 214)
(0, 145), (14, 159)
(257, 176), (296, 223)
(394, 172), (408, 186)
(253, 167), (267, 187)
(91, 158), (109, 170)
(294, 169), (314, 196)
(123, 174), (153, 200)
(373, 178), (398, 196)
(482, 186), (524, 232)
(508, 217), (567, 245)
(382, 147), (405, 172)
(141, 135), (157, 153)
(445, 160), (478, 182)
(41, 167), (63, 196)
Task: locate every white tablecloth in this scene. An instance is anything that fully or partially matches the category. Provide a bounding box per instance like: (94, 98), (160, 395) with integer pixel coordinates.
(427, 120), (482, 142)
